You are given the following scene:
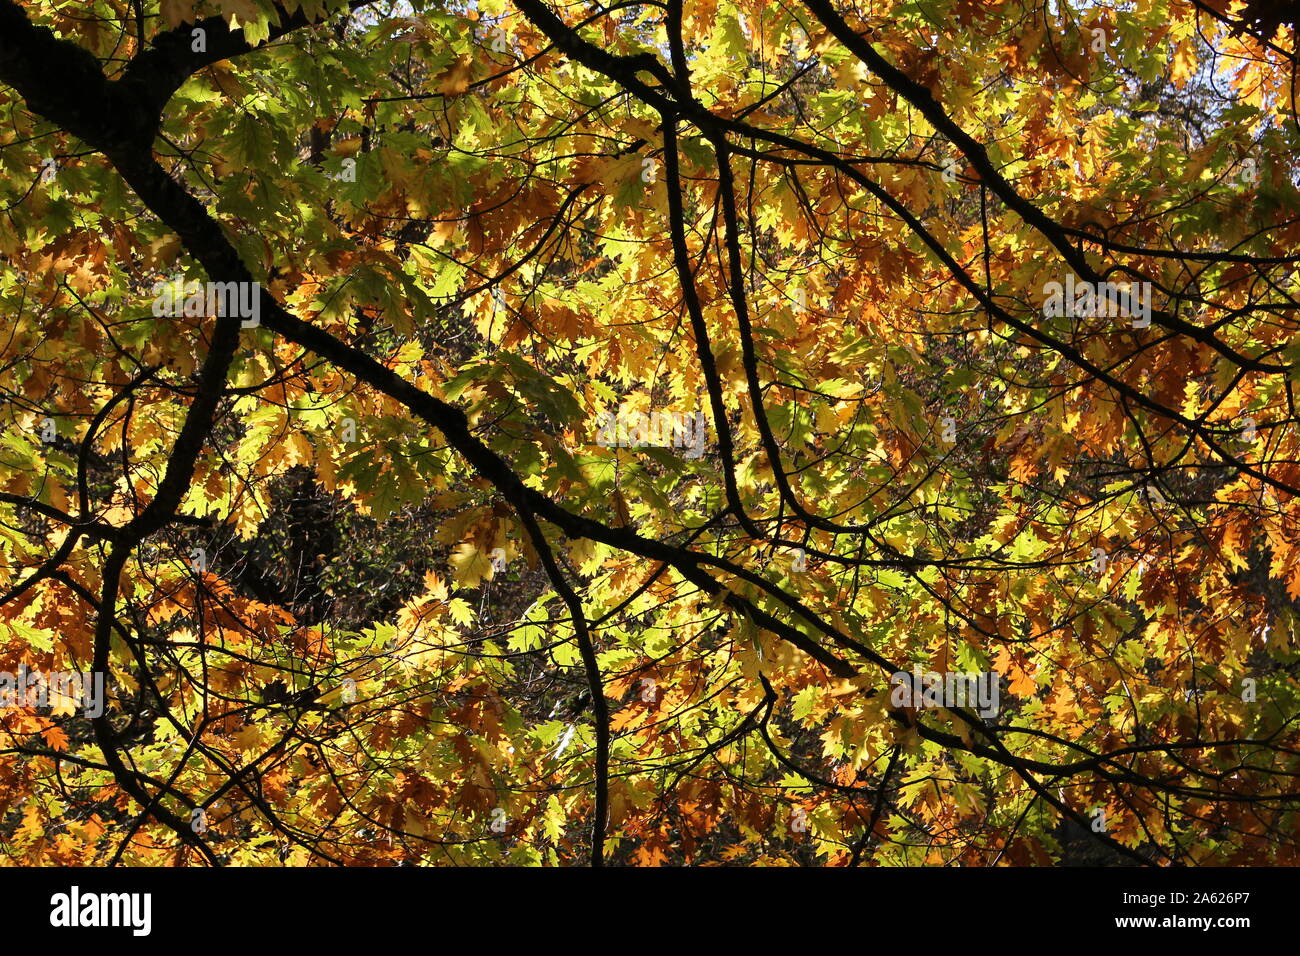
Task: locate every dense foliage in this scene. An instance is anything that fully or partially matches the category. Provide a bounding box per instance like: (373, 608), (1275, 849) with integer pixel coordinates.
(2, 0), (1300, 866)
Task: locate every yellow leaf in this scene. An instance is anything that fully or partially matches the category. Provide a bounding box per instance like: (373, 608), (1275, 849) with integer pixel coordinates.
(332, 137), (363, 157)
(450, 542), (493, 588)
(233, 723), (264, 752)
(17, 804), (44, 843)
(436, 57), (472, 96)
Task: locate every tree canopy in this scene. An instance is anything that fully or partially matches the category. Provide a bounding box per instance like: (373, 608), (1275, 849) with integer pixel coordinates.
(2, 0), (1300, 866)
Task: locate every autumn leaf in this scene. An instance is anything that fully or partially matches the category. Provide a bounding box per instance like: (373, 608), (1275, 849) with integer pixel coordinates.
(435, 56), (473, 97)
(0, 0), (1296, 874)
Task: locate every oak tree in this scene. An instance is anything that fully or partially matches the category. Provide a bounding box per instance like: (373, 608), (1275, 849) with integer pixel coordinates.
(1, 0), (1299, 866)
